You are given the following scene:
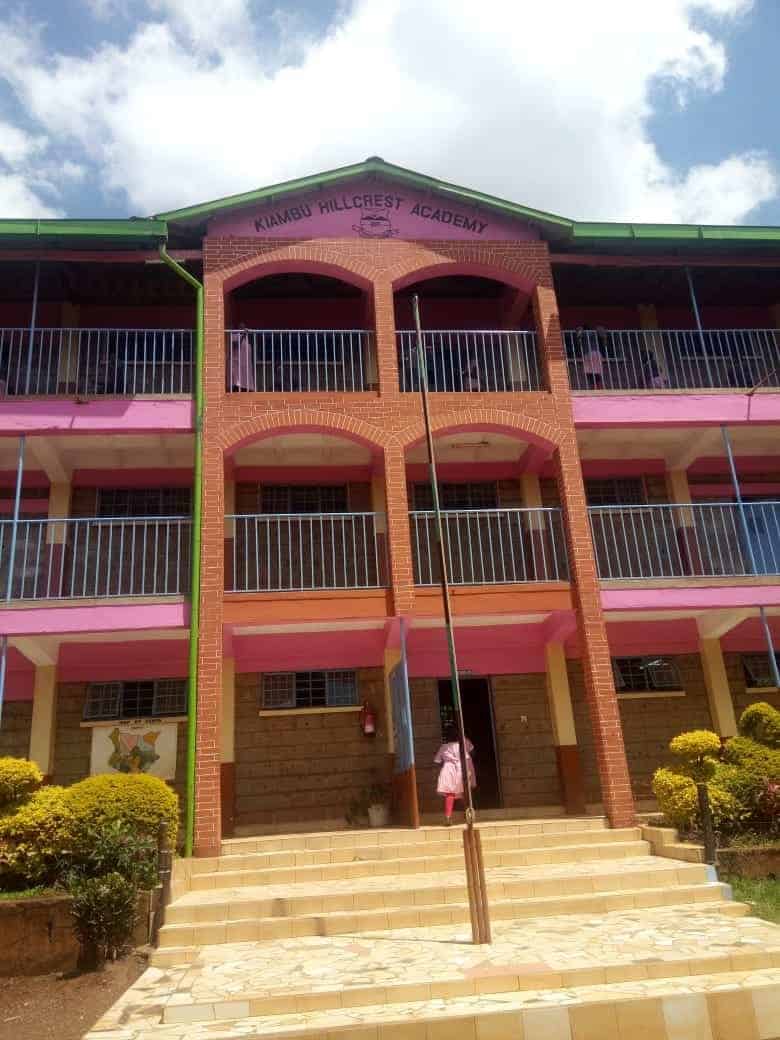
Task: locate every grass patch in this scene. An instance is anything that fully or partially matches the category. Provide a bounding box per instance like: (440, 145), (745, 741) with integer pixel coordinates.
(729, 876), (780, 924)
(0, 885), (58, 901)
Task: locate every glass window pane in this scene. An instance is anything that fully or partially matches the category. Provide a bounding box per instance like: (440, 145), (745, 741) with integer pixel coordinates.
(262, 673), (295, 709)
(83, 682), (122, 720)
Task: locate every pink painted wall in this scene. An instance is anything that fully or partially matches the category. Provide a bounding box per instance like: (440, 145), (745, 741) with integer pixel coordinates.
(572, 393), (780, 428)
(406, 624), (549, 678)
(57, 639), (189, 682)
(4, 648), (34, 702)
(0, 601), (188, 636)
(0, 400), (193, 435)
(231, 297), (366, 330)
(722, 616), (780, 652)
(234, 628), (386, 673)
(601, 585), (780, 612)
(210, 177), (539, 242)
(72, 468), (193, 488)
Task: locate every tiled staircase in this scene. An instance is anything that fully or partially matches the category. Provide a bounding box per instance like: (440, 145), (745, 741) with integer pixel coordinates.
(88, 817), (780, 1040)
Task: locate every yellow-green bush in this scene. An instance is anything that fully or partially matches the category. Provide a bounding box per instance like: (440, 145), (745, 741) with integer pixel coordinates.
(738, 701), (780, 749)
(651, 767), (738, 832)
(720, 735), (780, 813)
(0, 786), (75, 885)
(668, 730), (721, 782)
(0, 757), (42, 810)
(65, 774), (178, 850)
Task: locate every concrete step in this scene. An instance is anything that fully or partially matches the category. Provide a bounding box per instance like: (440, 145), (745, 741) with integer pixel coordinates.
(166, 859), (709, 925)
(93, 965), (780, 1040)
(157, 883), (732, 947)
(219, 816), (608, 857)
(187, 838), (650, 891)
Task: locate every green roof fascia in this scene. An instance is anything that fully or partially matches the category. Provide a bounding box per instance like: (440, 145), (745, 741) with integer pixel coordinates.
(155, 158), (574, 232)
(0, 218), (168, 244)
(570, 221), (780, 247)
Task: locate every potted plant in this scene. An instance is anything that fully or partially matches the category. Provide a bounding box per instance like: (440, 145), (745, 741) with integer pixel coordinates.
(346, 780), (391, 828)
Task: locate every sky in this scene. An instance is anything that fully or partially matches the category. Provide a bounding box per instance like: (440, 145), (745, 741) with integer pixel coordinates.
(0, 0), (778, 225)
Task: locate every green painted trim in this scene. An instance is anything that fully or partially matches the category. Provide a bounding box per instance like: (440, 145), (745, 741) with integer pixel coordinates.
(154, 157), (574, 231)
(0, 218), (167, 242)
(572, 221), (780, 246)
(157, 245), (203, 859)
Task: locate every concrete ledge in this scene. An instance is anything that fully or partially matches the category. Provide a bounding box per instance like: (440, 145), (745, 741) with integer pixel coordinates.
(641, 823), (705, 864)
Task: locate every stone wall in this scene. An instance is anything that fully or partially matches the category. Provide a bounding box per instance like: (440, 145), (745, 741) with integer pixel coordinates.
(724, 652), (780, 720)
(570, 655), (715, 801)
(491, 674), (559, 808)
(233, 668), (389, 828)
(0, 701), (32, 759)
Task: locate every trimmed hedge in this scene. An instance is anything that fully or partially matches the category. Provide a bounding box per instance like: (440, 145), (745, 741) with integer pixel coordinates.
(739, 701), (780, 750)
(0, 757), (42, 810)
(0, 786), (75, 885)
(65, 774), (179, 851)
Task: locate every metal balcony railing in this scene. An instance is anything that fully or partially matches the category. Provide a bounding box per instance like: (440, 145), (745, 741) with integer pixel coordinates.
(226, 513), (388, 591)
(397, 330), (542, 392)
(0, 517), (191, 600)
(0, 328), (193, 396)
(589, 501), (780, 580)
(225, 329), (375, 392)
(410, 508), (568, 585)
(564, 328), (780, 392)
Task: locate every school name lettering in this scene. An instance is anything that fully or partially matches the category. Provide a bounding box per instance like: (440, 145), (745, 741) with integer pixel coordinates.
(253, 193), (490, 235)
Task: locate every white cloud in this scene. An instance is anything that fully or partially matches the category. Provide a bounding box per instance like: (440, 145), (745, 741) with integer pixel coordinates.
(0, 0), (776, 222)
(0, 117), (61, 216)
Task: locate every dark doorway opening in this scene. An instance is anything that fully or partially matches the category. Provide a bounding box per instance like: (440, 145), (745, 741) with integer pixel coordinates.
(437, 677), (502, 810)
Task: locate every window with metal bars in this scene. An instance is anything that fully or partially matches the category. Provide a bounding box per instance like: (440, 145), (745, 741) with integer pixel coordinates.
(612, 656), (682, 693)
(743, 653), (780, 689)
(413, 482), (499, 511)
(260, 485), (348, 514)
(96, 487), (192, 517)
(260, 671), (358, 710)
(585, 479), (647, 506)
(83, 678), (187, 721)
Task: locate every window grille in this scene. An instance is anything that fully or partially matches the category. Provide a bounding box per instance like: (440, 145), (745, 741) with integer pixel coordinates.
(96, 487), (192, 517)
(261, 485), (348, 514)
(261, 670), (358, 710)
(743, 653), (780, 689)
(612, 656), (682, 693)
(585, 479), (646, 506)
(413, 482), (499, 511)
(83, 678), (186, 720)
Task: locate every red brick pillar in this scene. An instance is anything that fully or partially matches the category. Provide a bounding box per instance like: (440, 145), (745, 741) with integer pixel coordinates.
(373, 279), (401, 398)
(534, 285), (635, 827)
(384, 444), (415, 615)
(194, 272), (227, 856)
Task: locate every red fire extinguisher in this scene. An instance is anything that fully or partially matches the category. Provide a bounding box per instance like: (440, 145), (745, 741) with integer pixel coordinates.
(359, 701), (376, 737)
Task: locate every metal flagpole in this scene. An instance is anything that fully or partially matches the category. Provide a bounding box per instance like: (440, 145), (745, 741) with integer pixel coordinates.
(685, 266), (714, 388)
(412, 294), (491, 944)
(721, 425), (780, 687)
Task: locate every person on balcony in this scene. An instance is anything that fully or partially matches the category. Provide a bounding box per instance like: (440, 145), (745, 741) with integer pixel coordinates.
(229, 324), (256, 392)
(434, 724), (477, 825)
(576, 326), (605, 389)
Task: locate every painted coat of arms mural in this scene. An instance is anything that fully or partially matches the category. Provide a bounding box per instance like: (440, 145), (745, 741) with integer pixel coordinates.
(89, 720), (178, 780)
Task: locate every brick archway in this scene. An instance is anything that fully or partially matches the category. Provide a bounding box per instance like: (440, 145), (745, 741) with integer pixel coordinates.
(392, 407), (562, 454)
(220, 409), (389, 457)
(211, 243), (378, 295)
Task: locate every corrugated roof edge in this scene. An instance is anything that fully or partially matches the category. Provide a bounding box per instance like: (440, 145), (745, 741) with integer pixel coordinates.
(0, 218), (168, 241)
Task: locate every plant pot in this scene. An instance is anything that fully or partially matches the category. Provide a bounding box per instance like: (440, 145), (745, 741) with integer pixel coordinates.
(367, 803), (389, 828)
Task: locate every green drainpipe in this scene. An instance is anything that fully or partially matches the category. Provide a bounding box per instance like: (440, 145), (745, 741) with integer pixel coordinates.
(158, 243), (203, 858)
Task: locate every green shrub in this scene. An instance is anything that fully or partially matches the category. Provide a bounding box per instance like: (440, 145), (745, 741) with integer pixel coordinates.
(0, 786), (75, 886)
(68, 819), (158, 890)
(65, 773), (179, 851)
(668, 730), (722, 782)
(738, 702), (780, 749)
(651, 767), (738, 832)
(68, 871), (138, 970)
(0, 757), (42, 810)
(720, 736), (780, 818)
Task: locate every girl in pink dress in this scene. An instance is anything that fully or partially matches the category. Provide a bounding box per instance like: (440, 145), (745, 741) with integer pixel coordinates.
(434, 724), (477, 825)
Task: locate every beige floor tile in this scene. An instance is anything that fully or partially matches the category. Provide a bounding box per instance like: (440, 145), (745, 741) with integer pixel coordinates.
(615, 998), (667, 1040)
(751, 984), (780, 1040)
(475, 1011), (525, 1040)
(569, 1001), (620, 1040)
(522, 1006), (572, 1040)
(707, 989), (760, 1040)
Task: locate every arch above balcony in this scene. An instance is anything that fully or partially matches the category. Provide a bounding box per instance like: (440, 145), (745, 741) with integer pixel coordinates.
(221, 408), (388, 459)
(390, 259), (541, 297)
(393, 408), (561, 456)
(220, 252), (374, 296)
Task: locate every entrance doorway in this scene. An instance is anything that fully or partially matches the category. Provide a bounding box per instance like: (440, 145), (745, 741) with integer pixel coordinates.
(437, 677), (502, 810)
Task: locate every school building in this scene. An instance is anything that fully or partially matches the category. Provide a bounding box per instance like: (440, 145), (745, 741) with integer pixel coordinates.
(1, 157), (779, 856)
